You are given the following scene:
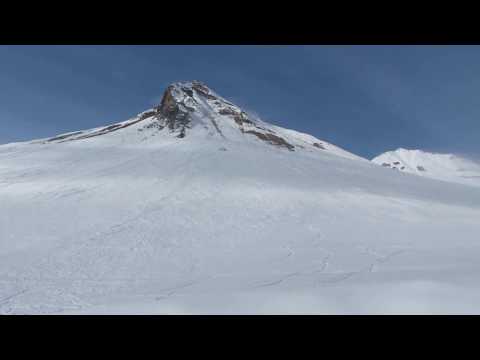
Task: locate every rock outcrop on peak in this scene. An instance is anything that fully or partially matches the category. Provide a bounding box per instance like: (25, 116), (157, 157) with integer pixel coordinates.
(39, 81), (362, 161)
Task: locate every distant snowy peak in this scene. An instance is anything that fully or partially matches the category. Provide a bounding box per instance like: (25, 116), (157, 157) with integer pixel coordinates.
(372, 148), (480, 186)
(37, 81), (362, 161)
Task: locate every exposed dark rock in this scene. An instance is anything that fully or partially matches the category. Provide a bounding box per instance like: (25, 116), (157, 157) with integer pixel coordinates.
(101, 124), (124, 132)
(192, 81), (209, 93)
(417, 166), (426, 172)
(139, 110), (157, 120)
(219, 108), (238, 116)
(47, 131), (84, 142)
(226, 110), (295, 151)
(156, 85), (194, 137)
(159, 86), (179, 117)
(192, 81), (217, 100)
(233, 112), (255, 127)
(143, 121), (165, 131)
(393, 161), (400, 165)
(56, 116), (150, 143)
(244, 130), (295, 151)
(177, 128), (186, 138)
(181, 87), (194, 97)
(255, 125), (273, 132)
(382, 163), (391, 167)
(313, 143), (325, 150)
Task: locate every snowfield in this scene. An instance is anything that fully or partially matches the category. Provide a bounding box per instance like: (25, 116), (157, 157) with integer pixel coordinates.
(1, 82), (480, 314)
(372, 148), (480, 187)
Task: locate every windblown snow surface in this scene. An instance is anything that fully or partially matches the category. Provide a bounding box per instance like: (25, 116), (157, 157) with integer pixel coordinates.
(372, 148), (480, 187)
(1, 82), (480, 314)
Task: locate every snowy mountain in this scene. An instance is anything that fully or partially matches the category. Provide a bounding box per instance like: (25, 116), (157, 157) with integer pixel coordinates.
(1, 81), (480, 314)
(372, 148), (480, 187)
(31, 81), (363, 161)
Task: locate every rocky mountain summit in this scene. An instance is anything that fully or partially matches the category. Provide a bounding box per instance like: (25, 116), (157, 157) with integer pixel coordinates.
(40, 81), (361, 160)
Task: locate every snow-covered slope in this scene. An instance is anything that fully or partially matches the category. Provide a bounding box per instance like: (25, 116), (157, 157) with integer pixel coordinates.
(1, 82), (480, 314)
(372, 148), (480, 187)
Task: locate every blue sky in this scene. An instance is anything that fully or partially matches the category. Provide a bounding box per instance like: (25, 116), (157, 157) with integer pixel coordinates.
(0, 45), (479, 159)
